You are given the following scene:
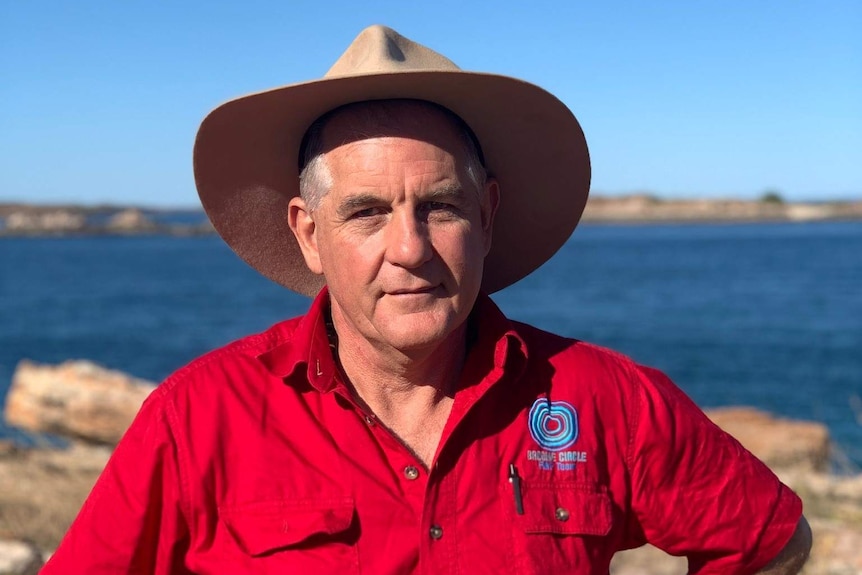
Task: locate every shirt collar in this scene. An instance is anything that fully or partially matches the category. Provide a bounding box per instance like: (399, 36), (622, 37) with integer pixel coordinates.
(256, 287), (340, 392)
(456, 293), (528, 404)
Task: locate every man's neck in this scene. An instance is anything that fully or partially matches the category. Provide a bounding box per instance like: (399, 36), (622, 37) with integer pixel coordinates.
(329, 314), (467, 468)
(334, 322), (466, 405)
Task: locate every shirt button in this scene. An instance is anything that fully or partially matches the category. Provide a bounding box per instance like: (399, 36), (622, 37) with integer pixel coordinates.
(403, 465), (420, 480)
(555, 507), (570, 522)
(429, 525), (443, 540)
(364, 414), (375, 426)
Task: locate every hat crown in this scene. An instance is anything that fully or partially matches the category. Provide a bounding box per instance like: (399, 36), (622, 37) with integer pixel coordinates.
(325, 25), (461, 78)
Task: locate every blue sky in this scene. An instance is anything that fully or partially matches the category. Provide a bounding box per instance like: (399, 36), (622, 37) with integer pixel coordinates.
(1, 1), (859, 207)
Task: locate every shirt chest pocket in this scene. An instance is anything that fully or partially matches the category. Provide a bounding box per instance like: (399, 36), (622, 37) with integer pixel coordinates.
(509, 482), (615, 574)
(218, 497), (360, 574)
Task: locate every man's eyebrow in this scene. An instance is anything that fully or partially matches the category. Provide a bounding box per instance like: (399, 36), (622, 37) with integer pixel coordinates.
(423, 183), (468, 201)
(335, 184), (468, 216)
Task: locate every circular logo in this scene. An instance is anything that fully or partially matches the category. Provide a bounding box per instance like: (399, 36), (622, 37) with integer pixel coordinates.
(528, 398), (578, 452)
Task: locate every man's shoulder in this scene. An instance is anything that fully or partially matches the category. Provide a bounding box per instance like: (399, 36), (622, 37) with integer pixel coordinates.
(155, 314), (307, 396)
(508, 320), (678, 412)
(512, 320), (643, 375)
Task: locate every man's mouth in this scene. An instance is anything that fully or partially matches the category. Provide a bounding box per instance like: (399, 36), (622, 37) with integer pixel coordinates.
(388, 285), (439, 296)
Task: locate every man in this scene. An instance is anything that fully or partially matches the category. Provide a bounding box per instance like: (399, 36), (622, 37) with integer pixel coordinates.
(43, 25), (810, 574)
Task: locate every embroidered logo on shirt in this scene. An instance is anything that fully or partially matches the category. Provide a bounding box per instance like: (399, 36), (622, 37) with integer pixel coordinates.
(527, 398), (588, 472)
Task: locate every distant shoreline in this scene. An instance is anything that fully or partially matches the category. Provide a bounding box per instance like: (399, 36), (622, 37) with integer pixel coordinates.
(0, 205), (214, 238)
(581, 194), (862, 225)
(1, 195), (861, 237)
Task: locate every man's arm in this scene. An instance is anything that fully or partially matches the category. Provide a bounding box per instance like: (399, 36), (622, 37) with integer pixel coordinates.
(755, 516), (812, 574)
(626, 365), (807, 573)
(41, 389), (191, 574)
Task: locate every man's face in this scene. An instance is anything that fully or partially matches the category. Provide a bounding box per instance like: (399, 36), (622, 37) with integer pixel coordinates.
(289, 105), (499, 356)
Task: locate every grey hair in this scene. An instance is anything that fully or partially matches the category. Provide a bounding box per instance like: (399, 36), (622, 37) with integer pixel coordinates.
(298, 100), (487, 212)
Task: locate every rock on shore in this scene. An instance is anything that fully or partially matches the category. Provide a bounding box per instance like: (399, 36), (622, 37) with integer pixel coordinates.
(3, 210), (86, 234)
(5, 360), (156, 445)
(0, 540), (41, 575)
(706, 406), (832, 473)
(1, 359), (861, 573)
(105, 208), (158, 232)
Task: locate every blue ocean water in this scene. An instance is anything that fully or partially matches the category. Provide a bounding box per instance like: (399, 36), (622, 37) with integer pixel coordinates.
(1, 222), (860, 465)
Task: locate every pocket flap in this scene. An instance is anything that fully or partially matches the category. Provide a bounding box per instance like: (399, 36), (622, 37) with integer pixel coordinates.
(220, 497), (356, 556)
(517, 482), (612, 536)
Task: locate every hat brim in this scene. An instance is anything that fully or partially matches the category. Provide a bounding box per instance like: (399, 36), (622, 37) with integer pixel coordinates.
(193, 71), (590, 297)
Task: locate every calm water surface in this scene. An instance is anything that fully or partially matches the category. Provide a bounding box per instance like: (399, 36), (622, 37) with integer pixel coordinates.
(1, 222), (860, 464)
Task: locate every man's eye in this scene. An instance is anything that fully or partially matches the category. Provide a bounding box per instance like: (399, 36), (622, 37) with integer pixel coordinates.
(351, 207), (384, 219)
(421, 201), (456, 214)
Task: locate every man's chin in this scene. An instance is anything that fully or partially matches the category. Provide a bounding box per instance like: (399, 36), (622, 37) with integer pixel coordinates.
(380, 289), (447, 313)
(378, 318), (464, 355)
(384, 330), (450, 353)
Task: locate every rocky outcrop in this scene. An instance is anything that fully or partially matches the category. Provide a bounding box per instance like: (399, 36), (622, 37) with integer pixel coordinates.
(0, 204), (215, 237)
(0, 441), (112, 570)
(3, 211), (85, 234)
(4, 360), (156, 445)
(0, 540), (41, 575)
(705, 407), (832, 473)
(782, 471), (862, 525)
(105, 208), (157, 232)
(581, 194), (862, 223)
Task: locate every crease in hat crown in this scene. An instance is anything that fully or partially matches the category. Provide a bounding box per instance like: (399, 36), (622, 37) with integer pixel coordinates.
(325, 25), (461, 77)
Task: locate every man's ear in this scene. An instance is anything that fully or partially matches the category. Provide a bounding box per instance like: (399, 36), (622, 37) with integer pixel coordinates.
(287, 196), (323, 275)
(481, 177), (501, 255)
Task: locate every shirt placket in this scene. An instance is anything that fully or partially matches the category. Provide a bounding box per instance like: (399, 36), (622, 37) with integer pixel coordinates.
(359, 410), (430, 501)
(359, 412), (459, 575)
(419, 457), (458, 575)
(332, 388), (443, 572)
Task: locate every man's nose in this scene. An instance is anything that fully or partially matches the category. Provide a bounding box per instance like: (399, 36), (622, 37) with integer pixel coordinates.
(384, 211), (433, 268)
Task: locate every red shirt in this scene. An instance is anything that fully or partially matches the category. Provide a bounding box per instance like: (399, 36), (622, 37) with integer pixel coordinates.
(43, 289), (801, 575)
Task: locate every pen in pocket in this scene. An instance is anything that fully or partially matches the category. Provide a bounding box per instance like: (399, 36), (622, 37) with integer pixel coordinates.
(508, 463), (524, 515)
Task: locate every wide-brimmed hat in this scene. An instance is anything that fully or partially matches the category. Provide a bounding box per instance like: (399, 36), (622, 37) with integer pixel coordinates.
(193, 25), (590, 297)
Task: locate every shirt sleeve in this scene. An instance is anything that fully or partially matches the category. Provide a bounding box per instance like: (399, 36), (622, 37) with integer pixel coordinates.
(41, 387), (192, 575)
(626, 364), (803, 575)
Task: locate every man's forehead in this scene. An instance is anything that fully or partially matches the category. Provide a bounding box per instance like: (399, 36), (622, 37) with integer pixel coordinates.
(326, 139), (463, 197)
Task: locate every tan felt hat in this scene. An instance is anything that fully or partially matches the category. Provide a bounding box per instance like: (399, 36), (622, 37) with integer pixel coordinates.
(193, 25), (590, 296)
